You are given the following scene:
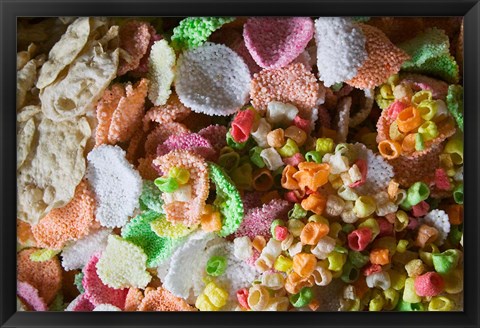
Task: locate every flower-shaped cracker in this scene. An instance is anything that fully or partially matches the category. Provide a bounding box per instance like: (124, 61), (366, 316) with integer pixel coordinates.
(65, 294), (95, 311)
(142, 94), (191, 128)
(17, 281), (48, 311)
(157, 133), (216, 160)
(198, 125), (228, 153)
(171, 17), (235, 50)
(162, 231), (216, 300)
(208, 162), (244, 237)
(399, 28), (459, 84)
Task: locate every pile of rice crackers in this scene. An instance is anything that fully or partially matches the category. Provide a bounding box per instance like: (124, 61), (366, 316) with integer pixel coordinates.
(17, 16), (465, 312)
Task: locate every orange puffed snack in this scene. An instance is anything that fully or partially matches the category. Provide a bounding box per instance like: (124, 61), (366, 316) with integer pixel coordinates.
(252, 235), (267, 252)
(300, 222), (330, 245)
(301, 193), (327, 215)
(401, 133), (417, 153)
(446, 204), (463, 225)
(378, 140), (402, 160)
(252, 168), (274, 192)
(281, 165), (299, 190)
(396, 107), (423, 134)
(200, 205), (222, 232)
(285, 271), (315, 295)
(17, 248), (62, 305)
(369, 248), (390, 265)
(415, 224), (439, 248)
(352, 276), (369, 299)
(293, 162), (330, 191)
(293, 253), (317, 278)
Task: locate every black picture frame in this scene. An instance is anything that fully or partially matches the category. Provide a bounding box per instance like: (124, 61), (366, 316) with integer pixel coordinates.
(2, 0), (479, 327)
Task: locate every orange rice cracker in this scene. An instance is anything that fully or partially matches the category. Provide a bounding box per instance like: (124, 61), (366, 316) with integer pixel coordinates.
(108, 78), (149, 144)
(137, 287), (196, 311)
(95, 83), (125, 146)
(32, 180), (96, 250)
(17, 248), (62, 304)
(142, 93), (191, 128)
(137, 154), (160, 180)
(250, 62), (319, 115)
(126, 127), (148, 165)
(153, 150), (209, 227)
(347, 24), (410, 89)
(125, 288), (145, 311)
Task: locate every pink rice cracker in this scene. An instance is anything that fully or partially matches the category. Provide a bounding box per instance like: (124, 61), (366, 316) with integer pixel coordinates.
(198, 125), (228, 152)
(243, 17), (314, 69)
(66, 294), (95, 312)
(157, 133), (216, 160)
(234, 199), (292, 239)
(250, 63), (319, 115)
(82, 253), (128, 310)
(153, 150), (209, 227)
(17, 281), (48, 311)
(231, 37), (262, 76)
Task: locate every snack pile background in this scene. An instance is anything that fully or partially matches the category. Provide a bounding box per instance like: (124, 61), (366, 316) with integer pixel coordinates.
(16, 16), (464, 312)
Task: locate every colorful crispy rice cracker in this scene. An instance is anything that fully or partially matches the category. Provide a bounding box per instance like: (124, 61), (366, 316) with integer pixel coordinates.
(17, 16), (464, 312)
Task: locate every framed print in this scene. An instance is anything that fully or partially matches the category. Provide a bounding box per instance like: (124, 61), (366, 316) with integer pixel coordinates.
(2, 0), (479, 327)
